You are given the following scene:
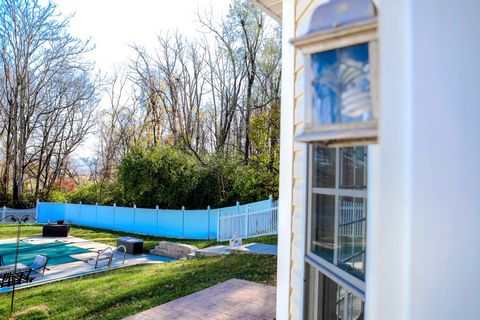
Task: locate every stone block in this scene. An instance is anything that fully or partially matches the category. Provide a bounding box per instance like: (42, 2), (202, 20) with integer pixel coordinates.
(150, 241), (199, 259)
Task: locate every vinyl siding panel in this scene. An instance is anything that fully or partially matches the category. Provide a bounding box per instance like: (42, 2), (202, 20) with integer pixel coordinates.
(294, 70), (305, 101)
(294, 95), (304, 122)
(288, 0), (328, 318)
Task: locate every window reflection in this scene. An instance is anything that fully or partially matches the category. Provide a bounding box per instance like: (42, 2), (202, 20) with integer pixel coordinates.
(340, 147), (367, 190)
(313, 146), (336, 188)
(322, 274), (365, 320)
(312, 194), (336, 263)
(338, 197), (366, 279)
(311, 43), (372, 126)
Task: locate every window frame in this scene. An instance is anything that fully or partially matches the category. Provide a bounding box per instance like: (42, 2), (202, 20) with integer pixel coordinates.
(294, 20), (380, 144)
(305, 144), (368, 299)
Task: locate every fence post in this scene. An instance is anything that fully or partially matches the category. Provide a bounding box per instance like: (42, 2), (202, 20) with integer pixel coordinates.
(269, 194), (273, 207)
(113, 203), (116, 228)
(79, 201), (82, 225)
(156, 205), (159, 236)
(245, 204), (250, 238)
(207, 205), (211, 240)
(133, 204), (136, 233)
(181, 206), (185, 238)
(216, 209), (221, 241)
(62, 200), (67, 223)
(236, 201), (240, 213)
(95, 202), (98, 227)
(2, 205), (6, 221)
(36, 199), (39, 222)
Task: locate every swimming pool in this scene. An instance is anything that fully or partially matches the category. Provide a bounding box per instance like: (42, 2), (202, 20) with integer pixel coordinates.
(0, 241), (93, 266)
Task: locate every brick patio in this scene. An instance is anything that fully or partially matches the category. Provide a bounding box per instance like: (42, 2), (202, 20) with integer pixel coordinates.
(124, 279), (276, 320)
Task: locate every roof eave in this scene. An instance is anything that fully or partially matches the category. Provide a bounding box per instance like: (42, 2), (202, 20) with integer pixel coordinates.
(251, 0), (282, 23)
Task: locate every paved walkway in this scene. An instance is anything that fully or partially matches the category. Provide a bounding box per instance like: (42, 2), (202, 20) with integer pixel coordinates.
(124, 279), (276, 320)
(230, 243), (277, 256)
(194, 243), (278, 258)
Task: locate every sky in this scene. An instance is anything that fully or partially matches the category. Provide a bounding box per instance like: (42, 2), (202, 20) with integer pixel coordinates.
(50, 0), (232, 162)
(54, 0), (231, 74)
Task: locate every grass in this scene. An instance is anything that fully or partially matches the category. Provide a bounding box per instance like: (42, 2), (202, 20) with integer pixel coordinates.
(0, 224), (278, 319)
(0, 254), (277, 319)
(0, 224), (277, 253)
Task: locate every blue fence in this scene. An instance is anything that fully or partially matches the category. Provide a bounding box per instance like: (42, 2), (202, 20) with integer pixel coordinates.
(37, 198), (273, 240)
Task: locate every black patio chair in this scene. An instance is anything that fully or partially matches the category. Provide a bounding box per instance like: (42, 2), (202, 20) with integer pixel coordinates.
(0, 268), (34, 287)
(0, 271), (13, 288)
(14, 268), (32, 285)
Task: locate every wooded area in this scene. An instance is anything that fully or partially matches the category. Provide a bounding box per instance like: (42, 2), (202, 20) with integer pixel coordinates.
(0, 0), (281, 208)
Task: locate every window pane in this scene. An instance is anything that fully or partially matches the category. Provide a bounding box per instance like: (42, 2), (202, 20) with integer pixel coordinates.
(311, 43), (373, 126)
(316, 273), (365, 320)
(340, 147), (355, 189)
(350, 293), (364, 320)
(354, 147), (367, 190)
(338, 197), (367, 279)
(312, 194), (336, 262)
(321, 274), (340, 319)
(340, 147), (367, 190)
(313, 145), (336, 188)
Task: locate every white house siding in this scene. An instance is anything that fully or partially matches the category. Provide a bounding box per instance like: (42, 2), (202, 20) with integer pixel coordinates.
(275, 0), (480, 319)
(367, 0), (480, 319)
(288, 0), (327, 318)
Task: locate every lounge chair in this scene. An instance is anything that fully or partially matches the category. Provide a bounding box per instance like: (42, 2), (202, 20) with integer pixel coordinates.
(28, 254), (49, 281)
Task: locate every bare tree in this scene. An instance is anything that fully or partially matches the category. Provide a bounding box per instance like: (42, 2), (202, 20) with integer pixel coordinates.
(0, 0), (99, 203)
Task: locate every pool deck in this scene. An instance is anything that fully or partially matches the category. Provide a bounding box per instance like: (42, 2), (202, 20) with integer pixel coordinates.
(0, 236), (172, 293)
(124, 279), (276, 320)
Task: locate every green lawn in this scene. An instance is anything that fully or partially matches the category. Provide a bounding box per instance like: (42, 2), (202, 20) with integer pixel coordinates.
(0, 254), (277, 319)
(0, 224), (278, 319)
(0, 224), (277, 253)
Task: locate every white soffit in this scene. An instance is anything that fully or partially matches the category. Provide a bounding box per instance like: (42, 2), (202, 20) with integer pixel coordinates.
(251, 0), (282, 23)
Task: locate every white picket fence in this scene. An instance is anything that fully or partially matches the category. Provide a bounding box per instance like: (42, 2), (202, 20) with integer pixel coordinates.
(217, 199), (278, 241)
(0, 207), (37, 223)
(339, 199), (365, 238)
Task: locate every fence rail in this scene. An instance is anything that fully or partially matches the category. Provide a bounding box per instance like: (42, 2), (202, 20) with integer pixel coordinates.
(217, 199), (278, 241)
(0, 207), (37, 224)
(36, 197), (277, 240)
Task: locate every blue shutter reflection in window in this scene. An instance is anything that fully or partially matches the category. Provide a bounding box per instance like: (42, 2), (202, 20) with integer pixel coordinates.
(311, 43), (372, 126)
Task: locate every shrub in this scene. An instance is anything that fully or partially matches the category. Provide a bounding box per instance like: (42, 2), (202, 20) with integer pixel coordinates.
(118, 146), (200, 208)
(47, 190), (69, 203)
(64, 181), (122, 206)
(232, 165), (278, 203)
(190, 155), (239, 208)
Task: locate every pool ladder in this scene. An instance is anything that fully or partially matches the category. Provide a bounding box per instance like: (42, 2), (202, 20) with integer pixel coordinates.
(92, 245), (127, 269)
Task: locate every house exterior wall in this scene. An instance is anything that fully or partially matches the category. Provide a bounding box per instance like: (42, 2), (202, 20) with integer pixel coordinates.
(368, 0), (480, 319)
(288, 1), (327, 318)
(283, 0), (377, 318)
(278, 0), (480, 319)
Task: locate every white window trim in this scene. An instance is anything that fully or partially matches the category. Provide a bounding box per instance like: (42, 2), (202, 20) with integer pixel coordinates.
(305, 144), (368, 299)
